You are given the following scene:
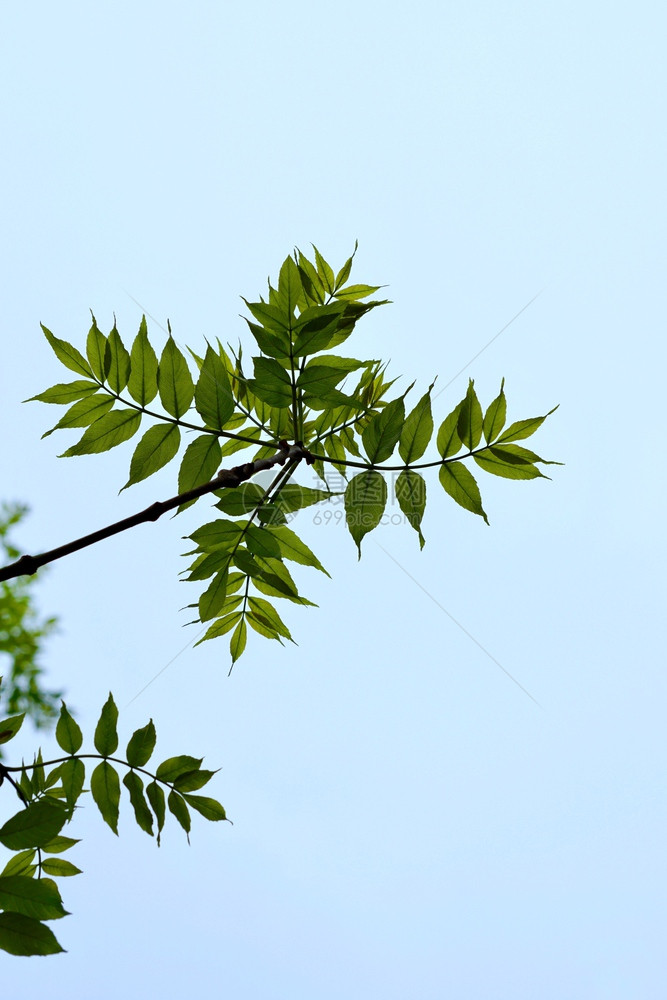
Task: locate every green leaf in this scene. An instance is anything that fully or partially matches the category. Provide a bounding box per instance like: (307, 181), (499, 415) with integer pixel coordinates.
(173, 769), (217, 793)
(439, 462), (488, 523)
(247, 597), (293, 641)
(0, 912), (64, 956)
(244, 523), (282, 559)
(436, 401), (464, 458)
(123, 771), (154, 836)
(269, 524), (329, 575)
(214, 481), (265, 516)
(56, 702), (82, 754)
(159, 336), (195, 418)
(273, 484), (341, 513)
(395, 469), (426, 548)
(167, 790), (191, 840)
(483, 379), (506, 442)
(146, 781), (166, 845)
(333, 241), (358, 290)
(59, 407), (142, 457)
(182, 793), (227, 822)
(190, 519), (244, 553)
(276, 254), (302, 318)
(473, 448), (546, 480)
(312, 245), (335, 294)
(86, 316), (108, 382)
(496, 405), (559, 443)
(123, 423), (181, 489)
(333, 283), (382, 301)
(1, 850), (36, 877)
(457, 380), (483, 450)
(25, 379), (100, 404)
(156, 755), (203, 783)
(41, 835), (80, 855)
(90, 761), (121, 835)
(291, 302), (347, 357)
(399, 388), (434, 464)
(60, 758), (85, 810)
(199, 569), (229, 622)
(105, 324), (131, 393)
(127, 316), (159, 405)
(126, 719), (157, 768)
(195, 612), (243, 645)
(194, 345), (235, 429)
(41, 393), (114, 438)
(0, 875), (67, 920)
(362, 397), (405, 463)
(0, 713), (24, 745)
(345, 471), (388, 557)
(248, 357), (293, 408)
(230, 618), (247, 662)
(41, 324), (92, 378)
(297, 251), (325, 304)
(94, 693), (118, 756)
(0, 799), (67, 851)
(40, 858), (82, 877)
(177, 434), (222, 509)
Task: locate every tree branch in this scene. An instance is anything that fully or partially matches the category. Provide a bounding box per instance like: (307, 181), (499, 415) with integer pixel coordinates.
(0, 443), (306, 583)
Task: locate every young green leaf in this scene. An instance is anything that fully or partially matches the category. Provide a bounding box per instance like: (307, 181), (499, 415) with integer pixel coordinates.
(123, 423), (181, 489)
(0, 912), (65, 956)
(86, 317), (108, 382)
(90, 761), (121, 835)
(105, 325), (131, 393)
(41, 394), (114, 439)
(345, 470), (388, 557)
(1, 850), (36, 878)
(159, 336), (195, 418)
(59, 408), (142, 457)
(226, 619), (246, 666)
(25, 380), (99, 405)
(247, 597), (293, 641)
(126, 719), (157, 768)
(199, 569), (229, 622)
(333, 283), (382, 301)
(177, 434), (222, 509)
(123, 771), (154, 836)
(495, 405), (559, 443)
(312, 245), (335, 294)
(436, 401), (464, 458)
(195, 612), (243, 646)
(94, 693), (118, 756)
(399, 389), (434, 464)
(56, 701), (82, 754)
(362, 397), (405, 463)
(41, 835), (80, 855)
(439, 462), (488, 524)
(127, 316), (159, 405)
(247, 356), (293, 409)
(40, 858), (82, 877)
(473, 449), (546, 480)
(194, 345), (235, 429)
(333, 241), (358, 291)
(395, 469), (426, 549)
(269, 524), (330, 576)
(483, 379), (506, 443)
(41, 324), (92, 378)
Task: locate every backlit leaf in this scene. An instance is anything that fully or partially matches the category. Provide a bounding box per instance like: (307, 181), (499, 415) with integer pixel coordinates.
(439, 462), (488, 523)
(90, 761), (120, 835)
(106, 325), (131, 393)
(86, 317), (107, 381)
(94, 693), (118, 756)
(483, 379), (506, 442)
(457, 380), (483, 450)
(128, 316), (159, 405)
(126, 719), (157, 768)
(399, 388), (434, 463)
(41, 324), (92, 378)
(59, 408), (142, 456)
(363, 397), (405, 463)
(123, 771), (154, 836)
(395, 469), (426, 548)
(0, 912), (64, 956)
(0, 799), (67, 851)
(159, 336), (195, 418)
(345, 470), (387, 557)
(123, 423), (181, 489)
(56, 702), (82, 754)
(194, 345), (235, 429)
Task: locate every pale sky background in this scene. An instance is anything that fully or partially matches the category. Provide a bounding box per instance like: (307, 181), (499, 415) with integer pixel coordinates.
(2, 2), (666, 997)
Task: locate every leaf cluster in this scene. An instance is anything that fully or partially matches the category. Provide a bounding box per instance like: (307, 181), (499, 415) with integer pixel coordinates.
(27, 244), (560, 666)
(0, 695), (226, 955)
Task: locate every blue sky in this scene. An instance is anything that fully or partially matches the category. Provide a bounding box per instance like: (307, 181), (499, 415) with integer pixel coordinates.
(2, 2), (666, 997)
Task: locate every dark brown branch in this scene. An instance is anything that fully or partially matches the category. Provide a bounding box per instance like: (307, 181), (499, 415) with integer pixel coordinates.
(0, 442), (305, 583)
